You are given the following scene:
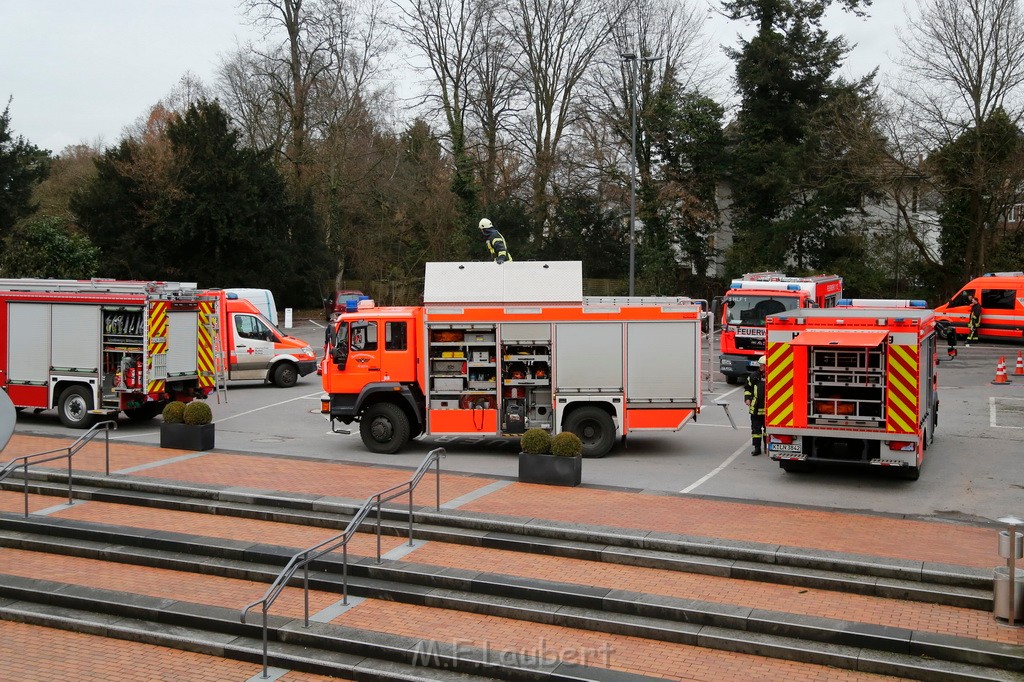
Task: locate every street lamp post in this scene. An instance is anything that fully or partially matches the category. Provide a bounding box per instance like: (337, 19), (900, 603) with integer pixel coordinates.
(620, 53), (662, 297)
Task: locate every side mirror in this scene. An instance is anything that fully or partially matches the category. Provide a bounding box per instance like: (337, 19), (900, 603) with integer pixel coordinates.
(332, 345), (348, 369)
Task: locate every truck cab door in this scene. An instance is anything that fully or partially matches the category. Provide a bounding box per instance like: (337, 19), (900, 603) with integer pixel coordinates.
(345, 320), (382, 385)
(231, 313), (276, 377)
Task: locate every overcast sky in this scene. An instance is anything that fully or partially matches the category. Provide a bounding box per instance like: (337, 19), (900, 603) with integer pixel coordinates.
(1, 1), (909, 155)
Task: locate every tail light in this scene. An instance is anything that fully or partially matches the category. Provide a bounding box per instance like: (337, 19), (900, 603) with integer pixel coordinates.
(886, 441), (915, 451)
(769, 434), (794, 444)
(320, 396), (330, 414)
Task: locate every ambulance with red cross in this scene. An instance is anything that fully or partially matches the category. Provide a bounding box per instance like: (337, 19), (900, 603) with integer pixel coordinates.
(762, 299), (939, 480)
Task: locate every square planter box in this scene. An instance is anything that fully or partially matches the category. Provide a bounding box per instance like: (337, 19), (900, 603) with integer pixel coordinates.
(160, 422), (215, 451)
(518, 452), (581, 487)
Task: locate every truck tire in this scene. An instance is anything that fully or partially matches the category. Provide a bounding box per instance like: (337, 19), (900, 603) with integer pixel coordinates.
(903, 466), (921, 481)
(780, 460), (811, 473)
(272, 362), (298, 388)
(58, 386), (97, 429)
(564, 406), (615, 458)
(725, 375), (740, 385)
(360, 402), (410, 454)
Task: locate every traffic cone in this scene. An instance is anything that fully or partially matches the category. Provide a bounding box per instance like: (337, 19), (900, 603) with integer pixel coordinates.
(1015, 351), (1024, 376)
(992, 356), (1012, 385)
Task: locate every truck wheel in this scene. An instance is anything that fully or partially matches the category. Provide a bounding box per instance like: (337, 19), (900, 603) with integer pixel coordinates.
(271, 363), (298, 388)
(780, 461), (811, 473)
(564, 406), (615, 458)
(360, 402), (410, 454)
(58, 386), (97, 429)
(903, 466), (921, 481)
(725, 375), (740, 385)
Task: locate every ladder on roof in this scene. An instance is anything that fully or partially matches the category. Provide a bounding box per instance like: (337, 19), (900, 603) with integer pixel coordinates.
(202, 299), (229, 403)
(0, 278), (199, 296)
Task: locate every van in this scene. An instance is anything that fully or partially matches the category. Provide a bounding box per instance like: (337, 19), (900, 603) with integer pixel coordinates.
(216, 293), (317, 387)
(224, 288), (278, 327)
(933, 272), (1024, 341)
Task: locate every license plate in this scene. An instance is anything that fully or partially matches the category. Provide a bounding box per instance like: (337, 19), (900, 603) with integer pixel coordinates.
(770, 443), (801, 453)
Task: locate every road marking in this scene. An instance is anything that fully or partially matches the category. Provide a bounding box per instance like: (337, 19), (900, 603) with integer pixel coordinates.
(991, 396), (1024, 429)
(215, 391), (323, 424)
(714, 385), (744, 400)
(679, 440), (749, 494)
(441, 480), (513, 509)
(116, 451), (208, 474)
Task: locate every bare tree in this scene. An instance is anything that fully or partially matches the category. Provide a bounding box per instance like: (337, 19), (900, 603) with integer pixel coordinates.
(393, 0), (485, 217)
(218, 47), (291, 158)
(895, 0), (1024, 277)
(501, 0), (623, 242)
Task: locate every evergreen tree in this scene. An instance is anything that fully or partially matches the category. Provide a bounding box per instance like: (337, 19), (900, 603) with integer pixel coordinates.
(722, 0), (874, 274)
(0, 100), (51, 237)
(0, 215), (98, 278)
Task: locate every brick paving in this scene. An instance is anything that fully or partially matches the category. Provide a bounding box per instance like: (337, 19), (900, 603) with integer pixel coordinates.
(460, 484), (995, 568)
(1, 434), (995, 569)
(0, 620), (339, 681)
(337, 598), (901, 681)
(0, 432), (1014, 680)
(403, 542), (1024, 646)
(0, 547), (899, 682)
(4, 484), (1013, 648)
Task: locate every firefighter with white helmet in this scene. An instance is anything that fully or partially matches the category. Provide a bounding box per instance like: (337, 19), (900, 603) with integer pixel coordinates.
(478, 218), (512, 264)
(744, 355), (767, 455)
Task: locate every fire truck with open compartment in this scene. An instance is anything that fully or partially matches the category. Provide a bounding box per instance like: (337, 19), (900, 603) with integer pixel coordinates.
(320, 261), (705, 458)
(763, 299), (938, 480)
(717, 272), (843, 383)
(0, 278), (218, 428)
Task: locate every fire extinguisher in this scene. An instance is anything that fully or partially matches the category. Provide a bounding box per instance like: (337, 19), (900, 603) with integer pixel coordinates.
(136, 359), (143, 388)
(126, 363), (136, 389)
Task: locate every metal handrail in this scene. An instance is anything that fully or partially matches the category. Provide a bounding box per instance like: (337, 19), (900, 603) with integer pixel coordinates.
(0, 420), (117, 517)
(241, 447), (445, 679)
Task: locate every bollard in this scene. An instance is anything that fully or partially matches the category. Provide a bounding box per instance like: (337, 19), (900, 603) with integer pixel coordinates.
(995, 516), (1024, 625)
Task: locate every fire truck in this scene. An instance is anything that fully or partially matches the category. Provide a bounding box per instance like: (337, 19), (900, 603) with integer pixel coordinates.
(763, 299), (939, 480)
(0, 278), (218, 428)
(717, 272), (843, 383)
(321, 261), (704, 457)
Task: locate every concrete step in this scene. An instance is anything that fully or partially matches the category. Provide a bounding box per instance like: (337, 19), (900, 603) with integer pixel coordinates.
(1, 475), (993, 608)
(0, 524), (1020, 678)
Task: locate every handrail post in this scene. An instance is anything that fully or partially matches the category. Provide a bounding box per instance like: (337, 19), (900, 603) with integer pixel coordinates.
(376, 494), (383, 563)
(66, 445), (73, 506)
(342, 544), (349, 605)
(303, 560), (310, 627)
(408, 484), (414, 547)
(435, 452), (442, 511)
(261, 605), (269, 678)
(22, 461), (28, 518)
(105, 424), (111, 476)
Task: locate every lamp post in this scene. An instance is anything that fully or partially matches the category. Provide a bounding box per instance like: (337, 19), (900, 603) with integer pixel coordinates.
(620, 53), (662, 297)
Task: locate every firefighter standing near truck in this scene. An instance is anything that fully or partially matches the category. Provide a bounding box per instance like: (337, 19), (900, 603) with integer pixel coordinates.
(967, 294), (982, 346)
(479, 218), (513, 264)
(744, 356), (766, 456)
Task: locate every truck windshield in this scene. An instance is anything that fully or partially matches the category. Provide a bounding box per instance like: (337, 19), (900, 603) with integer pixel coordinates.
(725, 295), (799, 326)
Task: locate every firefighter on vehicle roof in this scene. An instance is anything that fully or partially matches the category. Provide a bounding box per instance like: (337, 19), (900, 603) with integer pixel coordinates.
(479, 218), (512, 264)
(744, 356), (766, 456)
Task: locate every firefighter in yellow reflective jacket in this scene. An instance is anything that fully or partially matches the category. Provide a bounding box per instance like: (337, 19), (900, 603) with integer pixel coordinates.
(479, 218), (513, 264)
(744, 356), (766, 456)
(966, 295), (982, 346)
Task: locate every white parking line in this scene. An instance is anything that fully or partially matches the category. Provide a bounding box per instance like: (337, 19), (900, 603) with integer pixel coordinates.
(990, 396), (1024, 429)
(679, 440), (749, 494)
(215, 391), (323, 424)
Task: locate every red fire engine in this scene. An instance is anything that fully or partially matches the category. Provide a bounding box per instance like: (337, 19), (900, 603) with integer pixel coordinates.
(717, 272), (843, 383)
(763, 299), (938, 480)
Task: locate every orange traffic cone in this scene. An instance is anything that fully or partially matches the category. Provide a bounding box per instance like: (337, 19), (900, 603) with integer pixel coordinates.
(1015, 351), (1024, 376)
(992, 356), (1012, 385)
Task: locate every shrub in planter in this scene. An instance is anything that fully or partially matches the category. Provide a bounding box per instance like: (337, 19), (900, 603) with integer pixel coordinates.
(550, 431), (583, 457)
(183, 400), (213, 425)
(520, 428), (552, 454)
(160, 400), (215, 451)
(518, 429), (581, 487)
(162, 401), (186, 423)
